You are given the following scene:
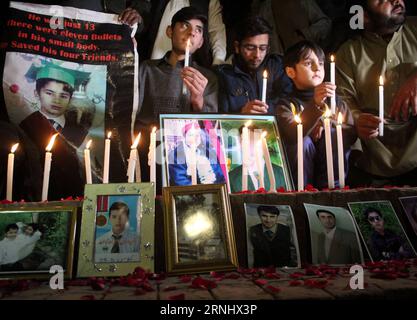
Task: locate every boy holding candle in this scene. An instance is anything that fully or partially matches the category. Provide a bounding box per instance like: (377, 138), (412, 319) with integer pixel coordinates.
(276, 40), (356, 189)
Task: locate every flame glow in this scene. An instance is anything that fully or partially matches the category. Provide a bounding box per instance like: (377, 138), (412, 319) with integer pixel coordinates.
(11, 143), (19, 153)
(184, 211), (213, 239)
(245, 120), (252, 128)
(86, 140), (92, 149)
(294, 114), (302, 124)
(46, 133), (59, 152)
(379, 76), (384, 86)
(261, 131), (267, 139)
(330, 54), (335, 63)
(152, 127), (157, 134)
(337, 113), (344, 125)
(107, 131), (112, 139)
(263, 70), (268, 78)
(324, 105), (332, 118)
(131, 133), (141, 149)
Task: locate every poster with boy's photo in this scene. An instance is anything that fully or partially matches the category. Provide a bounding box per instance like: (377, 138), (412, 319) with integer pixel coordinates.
(348, 201), (417, 261)
(304, 203), (364, 265)
(245, 204), (300, 268)
(2, 2), (138, 198)
(94, 194), (141, 264)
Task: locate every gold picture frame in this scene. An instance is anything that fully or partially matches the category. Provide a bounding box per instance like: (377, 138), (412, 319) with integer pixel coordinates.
(163, 183), (238, 275)
(0, 201), (79, 279)
(77, 183), (155, 277)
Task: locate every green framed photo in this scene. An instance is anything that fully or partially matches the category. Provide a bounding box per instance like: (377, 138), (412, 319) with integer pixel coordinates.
(0, 201), (78, 279)
(77, 183), (155, 277)
(163, 183), (238, 275)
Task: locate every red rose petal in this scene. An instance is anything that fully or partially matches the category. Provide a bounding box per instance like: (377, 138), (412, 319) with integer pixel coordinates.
(169, 293), (185, 300)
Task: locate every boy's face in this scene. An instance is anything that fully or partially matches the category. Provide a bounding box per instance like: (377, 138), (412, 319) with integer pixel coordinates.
(5, 228), (18, 240)
(259, 211), (279, 229)
(167, 19), (204, 55)
(235, 34), (269, 71)
(36, 80), (72, 117)
(24, 226), (34, 236)
(185, 127), (202, 147)
(110, 208), (129, 235)
(286, 50), (324, 90)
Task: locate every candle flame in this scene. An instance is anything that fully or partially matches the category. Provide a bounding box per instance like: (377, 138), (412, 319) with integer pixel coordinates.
(245, 120), (252, 128)
(46, 133), (59, 152)
(261, 131), (267, 139)
(11, 143), (19, 153)
(263, 70), (268, 78)
(107, 131), (112, 139)
(294, 114), (302, 124)
(186, 38), (191, 49)
(151, 126), (157, 134)
(323, 104), (332, 118)
(290, 102), (297, 115)
(337, 112), (343, 125)
(86, 140), (92, 149)
(131, 133), (141, 149)
(379, 75), (384, 86)
(330, 54), (335, 62)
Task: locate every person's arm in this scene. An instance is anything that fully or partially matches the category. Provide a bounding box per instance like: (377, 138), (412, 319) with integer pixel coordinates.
(298, 0), (332, 44)
(208, 0), (227, 65)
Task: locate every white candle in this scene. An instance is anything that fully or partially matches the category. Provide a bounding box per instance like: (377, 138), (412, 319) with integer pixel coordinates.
(84, 140), (92, 184)
(330, 55), (336, 115)
(127, 133), (141, 183)
(182, 38), (191, 95)
(379, 76), (384, 136)
(189, 125), (197, 185)
(261, 70), (268, 103)
(324, 108), (335, 189)
(336, 113), (345, 188)
(6, 143), (18, 201)
(294, 115), (304, 191)
(261, 131), (276, 192)
(42, 133), (58, 201)
(255, 138), (265, 189)
(103, 132), (111, 183)
(148, 127), (157, 188)
(241, 120), (252, 191)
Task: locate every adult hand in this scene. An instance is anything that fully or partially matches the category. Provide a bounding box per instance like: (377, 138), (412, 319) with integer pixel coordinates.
(118, 7), (142, 26)
(355, 113), (381, 140)
(389, 72), (417, 122)
(241, 100), (268, 114)
(314, 82), (336, 107)
(309, 123), (323, 142)
(182, 67), (208, 111)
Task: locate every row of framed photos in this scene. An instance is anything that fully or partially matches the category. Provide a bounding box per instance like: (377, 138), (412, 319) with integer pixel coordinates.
(1, 183), (417, 279)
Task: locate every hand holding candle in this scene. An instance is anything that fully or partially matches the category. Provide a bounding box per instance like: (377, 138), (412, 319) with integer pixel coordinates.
(103, 132), (111, 183)
(127, 133), (141, 183)
(379, 75), (384, 136)
(330, 55), (336, 115)
(6, 143), (19, 201)
(261, 70), (268, 103)
(336, 113), (345, 188)
(84, 140), (92, 184)
(323, 107), (335, 189)
(42, 133), (58, 201)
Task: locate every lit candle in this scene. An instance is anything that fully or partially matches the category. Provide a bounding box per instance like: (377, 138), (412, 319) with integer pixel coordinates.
(84, 140), (92, 184)
(330, 54), (336, 115)
(379, 75), (384, 136)
(182, 38), (191, 95)
(241, 120), (252, 191)
(42, 133), (58, 201)
(336, 113), (345, 189)
(6, 143), (18, 201)
(189, 124), (197, 185)
(148, 127), (157, 188)
(127, 133), (141, 183)
(323, 107), (335, 189)
(255, 138), (265, 189)
(261, 131), (276, 192)
(261, 70), (268, 103)
(294, 114), (303, 191)
(103, 131), (111, 183)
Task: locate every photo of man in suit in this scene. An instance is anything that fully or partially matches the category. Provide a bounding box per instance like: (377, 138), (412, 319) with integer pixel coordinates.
(315, 209), (362, 265)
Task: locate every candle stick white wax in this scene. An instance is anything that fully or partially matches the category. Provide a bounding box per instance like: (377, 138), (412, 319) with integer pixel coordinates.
(294, 115), (304, 191)
(241, 120), (251, 191)
(379, 76), (384, 136)
(261, 70), (268, 103)
(149, 127), (157, 187)
(261, 131), (276, 192)
(84, 140), (92, 184)
(127, 133), (141, 183)
(336, 113), (345, 188)
(42, 133), (58, 201)
(182, 38), (191, 95)
(103, 132), (111, 183)
(330, 55), (336, 115)
(255, 138), (265, 189)
(6, 143), (18, 201)
(324, 108), (335, 189)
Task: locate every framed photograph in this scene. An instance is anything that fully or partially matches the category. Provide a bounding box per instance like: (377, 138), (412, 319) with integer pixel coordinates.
(0, 201), (78, 279)
(399, 196), (417, 236)
(245, 204), (300, 268)
(160, 114), (293, 192)
(77, 183), (155, 277)
(348, 201), (417, 261)
(304, 203), (364, 265)
(163, 184), (238, 275)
